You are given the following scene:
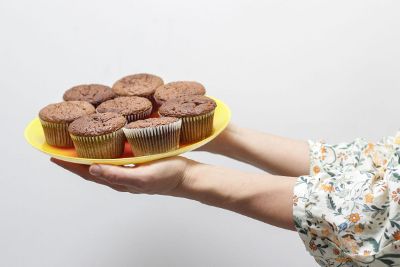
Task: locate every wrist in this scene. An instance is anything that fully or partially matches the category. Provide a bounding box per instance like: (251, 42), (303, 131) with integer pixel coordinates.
(170, 163), (233, 207)
(202, 123), (241, 155)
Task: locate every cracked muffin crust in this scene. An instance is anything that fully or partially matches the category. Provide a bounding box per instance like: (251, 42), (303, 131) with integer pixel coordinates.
(63, 84), (115, 106)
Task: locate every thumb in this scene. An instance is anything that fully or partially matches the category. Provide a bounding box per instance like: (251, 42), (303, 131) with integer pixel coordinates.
(89, 164), (146, 187)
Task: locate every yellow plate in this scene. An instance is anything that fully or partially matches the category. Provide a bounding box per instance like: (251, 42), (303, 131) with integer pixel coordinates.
(24, 97), (231, 165)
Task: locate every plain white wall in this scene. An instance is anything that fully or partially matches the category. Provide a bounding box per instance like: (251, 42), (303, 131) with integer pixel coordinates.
(1, 1), (400, 266)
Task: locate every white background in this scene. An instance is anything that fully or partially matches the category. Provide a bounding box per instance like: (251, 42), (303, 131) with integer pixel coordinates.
(1, 1), (400, 266)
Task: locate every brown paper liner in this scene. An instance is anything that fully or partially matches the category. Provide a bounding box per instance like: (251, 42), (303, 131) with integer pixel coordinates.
(125, 107), (152, 123)
(179, 111), (215, 143)
(40, 119), (74, 147)
(70, 129), (126, 159)
(123, 119), (182, 156)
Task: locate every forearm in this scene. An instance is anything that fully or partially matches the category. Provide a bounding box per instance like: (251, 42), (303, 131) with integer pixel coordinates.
(205, 124), (310, 176)
(171, 162), (296, 231)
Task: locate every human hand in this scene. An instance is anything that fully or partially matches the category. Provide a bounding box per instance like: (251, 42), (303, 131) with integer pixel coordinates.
(51, 155), (297, 230)
(51, 156), (197, 195)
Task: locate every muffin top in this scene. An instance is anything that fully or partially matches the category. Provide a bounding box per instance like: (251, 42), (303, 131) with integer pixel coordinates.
(39, 101), (95, 123)
(68, 112), (126, 137)
(154, 81), (206, 105)
(125, 117), (180, 129)
(159, 95), (216, 117)
(96, 96), (152, 116)
(112, 73), (164, 97)
(63, 84), (115, 106)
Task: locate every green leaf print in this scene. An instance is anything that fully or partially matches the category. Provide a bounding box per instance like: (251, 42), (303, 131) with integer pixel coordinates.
(384, 232), (389, 239)
(391, 212), (400, 221)
(379, 254), (400, 259)
(389, 220), (400, 229)
(377, 254), (400, 267)
(293, 216), (302, 229)
(393, 172), (400, 180)
(379, 258), (394, 265)
(362, 237), (380, 253)
(327, 171), (336, 177)
(327, 194), (336, 211)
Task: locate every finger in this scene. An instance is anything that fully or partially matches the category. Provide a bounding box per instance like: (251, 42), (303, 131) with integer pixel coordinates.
(51, 158), (93, 180)
(51, 158), (128, 192)
(89, 164), (145, 188)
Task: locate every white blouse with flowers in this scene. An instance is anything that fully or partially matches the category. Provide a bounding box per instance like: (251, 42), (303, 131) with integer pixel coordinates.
(293, 132), (400, 266)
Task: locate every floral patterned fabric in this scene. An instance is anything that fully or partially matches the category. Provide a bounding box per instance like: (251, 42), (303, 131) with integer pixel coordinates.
(293, 132), (400, 266)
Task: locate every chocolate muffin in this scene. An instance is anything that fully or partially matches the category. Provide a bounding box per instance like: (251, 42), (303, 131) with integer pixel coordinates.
(39, 101), (95, 147)
(68, 112), (127, 159)
(63, 84), (115, 107)
(123, 117), (182, 156)
(159, 95), (216, 143)
(112, 73), (163, 108)
(96, 96), (152, 123)
(153, 81), (206, 106)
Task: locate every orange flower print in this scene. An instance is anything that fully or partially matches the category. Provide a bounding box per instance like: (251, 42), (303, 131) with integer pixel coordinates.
(335, 257), (352, 263)
(320, 184), (334, 193)
(310, 228), (318, 237)
(368, 143), (374, 149)
(364, 193), (374, 204)
(320, 146), (327, 160)
(380, 183), (388, 193)
(375, 167), (386, 180)
(337, 152), (348, 161)
(348, 213), (360, 223)
(395, 135), (400, 145)
(372, 153), (384, 167)
(364, 143), (375, 155)
(354, 224), (364, 234)
(309, 241), (318, 251)
(350, 245), (359, 254)
(293, 195), (299, 206)
(392, 188), (400, 204)
(363, 250), (371, 256)
(321, 228), (330, 237)
(333, 248), (340, 255)
(342, 235), (357, 250)
(313, 165), (321, 174)
(393, 230), (400, 241)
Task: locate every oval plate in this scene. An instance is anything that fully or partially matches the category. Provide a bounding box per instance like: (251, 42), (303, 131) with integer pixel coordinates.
(24, 97), (231, 165)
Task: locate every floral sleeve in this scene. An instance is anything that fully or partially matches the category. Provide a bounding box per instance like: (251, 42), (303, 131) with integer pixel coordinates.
(293, 134), (400, 266)
(308, 139), (368, 177)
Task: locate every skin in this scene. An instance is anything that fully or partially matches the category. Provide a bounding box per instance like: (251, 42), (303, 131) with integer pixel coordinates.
(51, 124), (310, 231)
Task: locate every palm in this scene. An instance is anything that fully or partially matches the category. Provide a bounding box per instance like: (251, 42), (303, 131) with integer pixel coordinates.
(51, 156), (193, 195)
(123, 157), (191, 194)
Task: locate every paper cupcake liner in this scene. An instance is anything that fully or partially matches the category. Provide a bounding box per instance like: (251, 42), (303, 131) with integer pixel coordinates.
(40, 119), (74, 147)
(125, 107), (152, 123)
(123, 119), (182, 156)
(179, 111), (215, 144)
(70, 129), (126, 159)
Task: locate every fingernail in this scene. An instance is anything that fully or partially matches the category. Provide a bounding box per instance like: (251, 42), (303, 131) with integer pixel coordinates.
(89, 165), (101, 176)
